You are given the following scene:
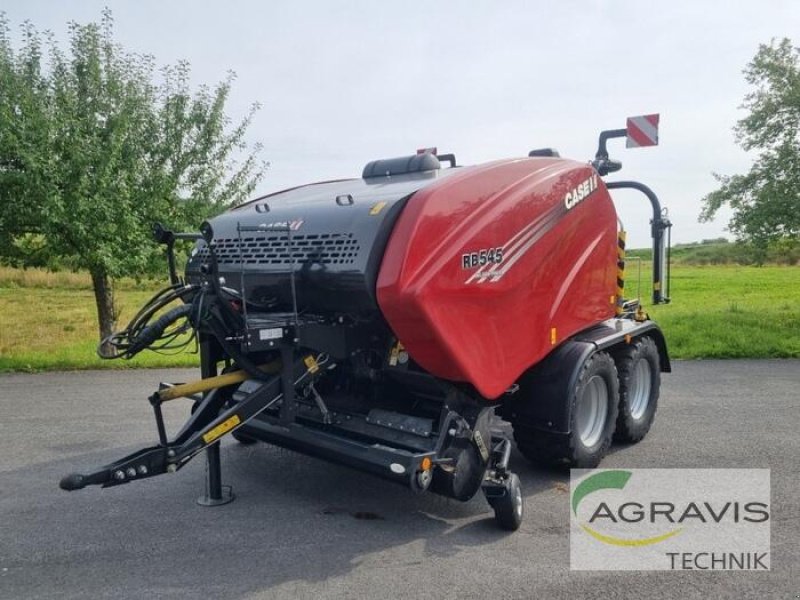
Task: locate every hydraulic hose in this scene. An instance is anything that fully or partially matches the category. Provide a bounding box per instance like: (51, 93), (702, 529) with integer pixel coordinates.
(98, 284), (198, 359)
(124, 304), (193, 357)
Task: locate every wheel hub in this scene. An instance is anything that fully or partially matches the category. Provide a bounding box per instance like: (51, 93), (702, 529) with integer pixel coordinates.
(629, 359), (652, 421)
(576, 374), (609, 448)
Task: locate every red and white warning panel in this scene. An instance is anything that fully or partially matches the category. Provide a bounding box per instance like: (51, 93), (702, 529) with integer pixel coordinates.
(626, 114), (660, 148)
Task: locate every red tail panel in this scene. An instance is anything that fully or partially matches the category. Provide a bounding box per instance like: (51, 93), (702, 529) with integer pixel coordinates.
(376, 158), (617, 399)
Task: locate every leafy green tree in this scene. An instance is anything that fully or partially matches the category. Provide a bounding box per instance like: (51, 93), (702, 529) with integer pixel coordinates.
(700, 38), (800, 250)
(0, 10), (266, 350)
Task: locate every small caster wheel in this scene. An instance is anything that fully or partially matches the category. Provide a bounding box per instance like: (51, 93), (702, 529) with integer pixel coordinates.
(232, 430), (258, 445)
(491, 473), (524, 531)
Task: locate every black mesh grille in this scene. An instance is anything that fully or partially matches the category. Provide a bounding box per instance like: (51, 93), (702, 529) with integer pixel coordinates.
(194, 233), (361, 266)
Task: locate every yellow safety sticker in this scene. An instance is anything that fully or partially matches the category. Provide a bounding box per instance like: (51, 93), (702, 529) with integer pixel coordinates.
(369, 201), (387, 216)
(388, 341), (405, 366)
(473, 430), (490, 462)
(304, 355), (320, 374)
(202, 414), (241, 444)
(653, 281), (661, 291)
(550, 327), (557, 345)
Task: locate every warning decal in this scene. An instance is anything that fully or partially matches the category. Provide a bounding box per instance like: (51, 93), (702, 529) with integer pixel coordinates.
(626, 114), (660, 148)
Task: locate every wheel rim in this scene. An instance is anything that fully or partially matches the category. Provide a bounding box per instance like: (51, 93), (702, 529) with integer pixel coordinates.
(576, 375), (609, 448)
(628, 359), (652, 421)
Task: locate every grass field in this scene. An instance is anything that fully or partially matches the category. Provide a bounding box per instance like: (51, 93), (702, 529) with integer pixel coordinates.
(0, 264), (798, 371)
(642, 264), (799, 358)
(0, 267), (198, 371)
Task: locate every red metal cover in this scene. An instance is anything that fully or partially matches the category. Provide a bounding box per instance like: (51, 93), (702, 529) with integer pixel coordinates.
(376, 158), (617, 399)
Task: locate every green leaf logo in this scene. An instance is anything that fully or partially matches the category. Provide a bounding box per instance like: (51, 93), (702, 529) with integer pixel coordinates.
(572, 470), (632, 516)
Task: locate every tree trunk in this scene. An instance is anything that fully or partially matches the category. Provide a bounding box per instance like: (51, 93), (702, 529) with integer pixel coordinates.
(91, 268), (119, 357)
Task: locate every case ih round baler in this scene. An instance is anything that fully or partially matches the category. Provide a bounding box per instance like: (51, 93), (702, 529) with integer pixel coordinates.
(60, 121), (672, 531)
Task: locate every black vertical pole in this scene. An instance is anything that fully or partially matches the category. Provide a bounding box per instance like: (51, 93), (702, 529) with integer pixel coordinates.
(605, 181), (669, 305)
(279, 345), (295, 425)
(205, 443), (223, 501)
(197, 333), (234, 506)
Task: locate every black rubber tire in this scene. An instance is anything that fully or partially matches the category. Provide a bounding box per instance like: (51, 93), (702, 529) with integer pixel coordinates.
(492, 473), (524, 531)
(514, 351), (619, 469)
(613, 336), (660, 443)
(232, 430), (259, 445)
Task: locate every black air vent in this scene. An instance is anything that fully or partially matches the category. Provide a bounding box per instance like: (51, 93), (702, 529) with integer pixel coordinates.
(195, 233), (361, 266)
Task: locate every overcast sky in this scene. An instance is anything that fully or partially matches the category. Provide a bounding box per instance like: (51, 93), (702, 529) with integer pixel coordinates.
(3, 1), (798, 246)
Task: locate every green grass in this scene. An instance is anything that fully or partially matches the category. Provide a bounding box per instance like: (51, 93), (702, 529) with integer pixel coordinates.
(0, 284), (199, 372)
(638, 264), (799, 359)
(0, 265), (798, 371)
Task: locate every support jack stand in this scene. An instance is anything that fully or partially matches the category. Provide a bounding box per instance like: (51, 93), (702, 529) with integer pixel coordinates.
(196, 335), (235, 507)
(196, 442), (235, 507)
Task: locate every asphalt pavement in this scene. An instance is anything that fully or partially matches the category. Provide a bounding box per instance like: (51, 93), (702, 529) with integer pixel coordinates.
(0, 360), (797, 599)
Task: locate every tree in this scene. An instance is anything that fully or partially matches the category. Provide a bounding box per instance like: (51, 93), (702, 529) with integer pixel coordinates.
(700, 38), (800, 248)
(0, 10), (266, 351)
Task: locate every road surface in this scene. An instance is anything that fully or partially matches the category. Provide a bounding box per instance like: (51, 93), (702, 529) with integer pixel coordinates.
(0, 360), (797, 599)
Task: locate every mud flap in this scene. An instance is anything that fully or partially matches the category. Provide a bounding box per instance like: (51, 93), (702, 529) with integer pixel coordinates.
(504, 340), (596, 435)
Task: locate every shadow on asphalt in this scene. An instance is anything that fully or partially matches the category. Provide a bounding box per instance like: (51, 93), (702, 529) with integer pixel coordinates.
(2, 435), (569, 597)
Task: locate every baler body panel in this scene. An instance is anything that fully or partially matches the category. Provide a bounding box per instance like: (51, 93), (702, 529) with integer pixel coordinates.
(376, 158), (618, 399)
(186, 171), (458, 312)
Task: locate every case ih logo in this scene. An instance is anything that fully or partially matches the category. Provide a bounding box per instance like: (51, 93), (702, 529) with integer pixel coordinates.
(564, 174), (599, 211)
(262, 219), (304, 231)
